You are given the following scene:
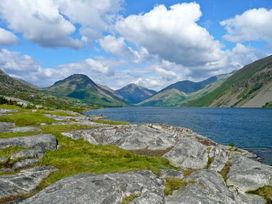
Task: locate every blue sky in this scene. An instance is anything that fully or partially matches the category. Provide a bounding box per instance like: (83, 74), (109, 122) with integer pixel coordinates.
(0, 0), (271, 90)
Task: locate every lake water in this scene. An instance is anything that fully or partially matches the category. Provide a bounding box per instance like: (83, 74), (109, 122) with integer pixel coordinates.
(87, 107), (272, 165)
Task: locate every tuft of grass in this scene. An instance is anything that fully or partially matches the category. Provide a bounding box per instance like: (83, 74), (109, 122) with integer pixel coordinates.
(0, 146), (25, 159)
(94, 119), (129, 125)
(0, 104), (21, 110)
(164, 177), (191, 196)
(248, 186), (272, 203)
(121, 192), (140, 204)
(0, 131), (41, 139)
(219, 161), (232, 181)
(0, 110), (55, 126)
(37, 124), (172, 190)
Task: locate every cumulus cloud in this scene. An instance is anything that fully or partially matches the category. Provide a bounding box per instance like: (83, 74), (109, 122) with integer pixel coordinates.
(0, 27), (18, 45)
(0, 0), (122, 48)
(221, 8), (272, 44)
(116, 2), (225, 67)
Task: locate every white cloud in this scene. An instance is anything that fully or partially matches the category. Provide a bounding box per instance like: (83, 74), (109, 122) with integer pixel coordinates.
(0, 27), (18, 45)
(0, 0), (122, 48)
(116, 2), (225, 67)
(221, 8), (272, 44)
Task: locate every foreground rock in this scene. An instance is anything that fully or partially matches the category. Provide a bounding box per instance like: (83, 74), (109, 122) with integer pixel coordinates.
(0, 134), (57, 150)
(0, 122), (41, 133)
(22, 171), (164, 204)
(0, 166), (56, 202)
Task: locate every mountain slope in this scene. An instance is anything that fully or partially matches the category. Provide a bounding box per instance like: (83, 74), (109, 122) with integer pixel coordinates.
(115, 83), (156, 104)
(48, 74), (126, 107)
(186, 55), (272, 107)
(160, 76), (218, 94)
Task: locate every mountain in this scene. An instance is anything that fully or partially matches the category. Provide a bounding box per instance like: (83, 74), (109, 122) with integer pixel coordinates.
(160, 76), (218, 94)
(48, 74), (127, 107)
(139, 75), (227, 107)
(0, 69), (90, 111)
(115, 83), (156, 104)
(186, 55), (272, 107)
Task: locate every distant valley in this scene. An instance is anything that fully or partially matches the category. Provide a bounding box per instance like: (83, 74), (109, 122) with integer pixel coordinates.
(1, 55), (272, 109)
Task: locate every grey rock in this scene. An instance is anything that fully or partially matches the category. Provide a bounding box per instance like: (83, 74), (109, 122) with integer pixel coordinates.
(22, 171), (164, 204)
(62, 124), (191, 151)
(209, 146), (229, 172)
(166, 170), (236, 204)
(10, 147), (44, 161)
(0, 122), (15, 132)
(160, 169), (184, 180)
(12, 159), (40, 170)
(0, 166), (56, 200)
(227, 155), (272, 192)
(0, 134), (57, 151)
(164, 138), (208, 169)
(8, 126), (41, 133)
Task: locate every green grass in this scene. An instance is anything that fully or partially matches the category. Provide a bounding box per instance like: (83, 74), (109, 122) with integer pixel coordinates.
(0, 131), (41, 139)
(36, 124), (172, 189)
(0, 146), (25, 159)
(94, 119), (129, 125)
(219, 161), (232, 181)
(0, 110), (56, 126)
(164, 177), (191, 196)
(0, 104), (21, 110)
(121, 193), (140, 204)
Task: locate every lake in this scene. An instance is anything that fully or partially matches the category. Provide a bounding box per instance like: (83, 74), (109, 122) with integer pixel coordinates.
(87, 107), (272, 165)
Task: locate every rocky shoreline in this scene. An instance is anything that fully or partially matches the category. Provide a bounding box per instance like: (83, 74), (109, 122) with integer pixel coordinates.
(0, 107), (271, 203)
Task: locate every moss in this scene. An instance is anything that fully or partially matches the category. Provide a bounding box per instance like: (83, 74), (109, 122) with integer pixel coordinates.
(219, 161), (232, 181)
(0, 146), (25, 158)
(182, 168), (195, 177)
(0, 104), (21, 110)
(206, 156), (214, 168)
(94, 119), (129, 125)
(0, 131), (41, 139)
(0, 110), (56, 126)
(248, 186), (272, 203)
(164, 177), (191, 196)
(121, 192), (140, 204)
(37, 124), (172, 190)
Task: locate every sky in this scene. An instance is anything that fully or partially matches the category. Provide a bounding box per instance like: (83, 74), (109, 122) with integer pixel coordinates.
(0, 0), (271, 90)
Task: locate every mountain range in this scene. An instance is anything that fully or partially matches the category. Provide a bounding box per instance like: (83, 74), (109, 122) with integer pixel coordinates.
(1, 55), (272, 108)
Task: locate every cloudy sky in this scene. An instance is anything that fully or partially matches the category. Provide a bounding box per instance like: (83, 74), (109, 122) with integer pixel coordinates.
(0, 0), (271, 90)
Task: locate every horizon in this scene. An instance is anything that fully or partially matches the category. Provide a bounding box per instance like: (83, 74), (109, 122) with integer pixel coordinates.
(0, 0), (272, 90)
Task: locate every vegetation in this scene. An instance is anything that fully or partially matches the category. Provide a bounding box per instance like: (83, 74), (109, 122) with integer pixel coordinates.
(264, 102), (272, 108)
(94, 119), (129, 125)
(248, 186), (272, 203)
(164, 177), (191, 196)
(0, 146), (25, 158)
(219, 161), (232, 181)
(121, 192), (140, 204)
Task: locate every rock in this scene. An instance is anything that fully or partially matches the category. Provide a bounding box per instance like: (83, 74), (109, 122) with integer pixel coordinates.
(209, 146), (229, 172)
(0, 166), (57, 200)
(62, 124), (190, 151)
(7, 126), (41, 133)
(164, 138), (208, 169)
(10, 147), (44, 161)
(0, 122), (15, 132)
(22, 171), (164, 204)
(12, 159), (40, 170)
(0, 134), (57, 151)
(0, 157), (8, 164)
(0, 109), (17, 115)
(166, 170), (236, 204)
(160, 169), (184, 180)
(227, 155), (272, 192)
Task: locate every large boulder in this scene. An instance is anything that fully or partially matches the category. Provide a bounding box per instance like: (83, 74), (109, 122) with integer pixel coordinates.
(22, 171), (164, 204)
(0, 166), (56, 201)
(0, 134), (57, 151)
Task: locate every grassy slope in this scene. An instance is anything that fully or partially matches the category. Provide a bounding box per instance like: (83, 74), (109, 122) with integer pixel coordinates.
(186, 55), (272, 107)
(0, 105), (172, 190)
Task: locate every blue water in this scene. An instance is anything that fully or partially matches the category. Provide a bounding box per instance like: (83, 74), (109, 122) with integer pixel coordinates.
(87, 107), (272, 165)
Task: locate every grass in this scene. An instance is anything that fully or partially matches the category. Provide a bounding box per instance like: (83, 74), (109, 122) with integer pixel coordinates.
(0, 104), (21, 110)
(248, 186), (272, 203)
(0, 146), (25, 159)
(164, 177), (191, 196)
(219, 161), (232, 181)
(0, 131), (41, 139)
(94, 119), (129, 125)
(121, 193), (140, 204)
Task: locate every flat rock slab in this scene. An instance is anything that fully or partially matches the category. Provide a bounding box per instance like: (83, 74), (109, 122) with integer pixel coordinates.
(0, 166), (56, 200)
(227, 155), (272, 192)
(62, 124), (192, 151)
(22, 171), (164, 204)
(0, 134), (57, 151)
(165, 170), (265, 204)
(0, 122), (16, 132)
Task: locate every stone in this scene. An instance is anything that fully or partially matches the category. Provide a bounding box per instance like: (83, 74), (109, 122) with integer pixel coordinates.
(209, 145), (229, 172)
(164, 138), (209, 169)
(7, 126), (41, 133)
(0, 122), (15, 132)
(0, 166), (57, 200)
(10, 147), (44, 161)
(160, 169), (184, 180)
(226, 155), (272, 192)
(22, 171), (164, 204)
(12, 159), (40, 170)
(0, 134), (57, 151)
(166, 170), (236, 204)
